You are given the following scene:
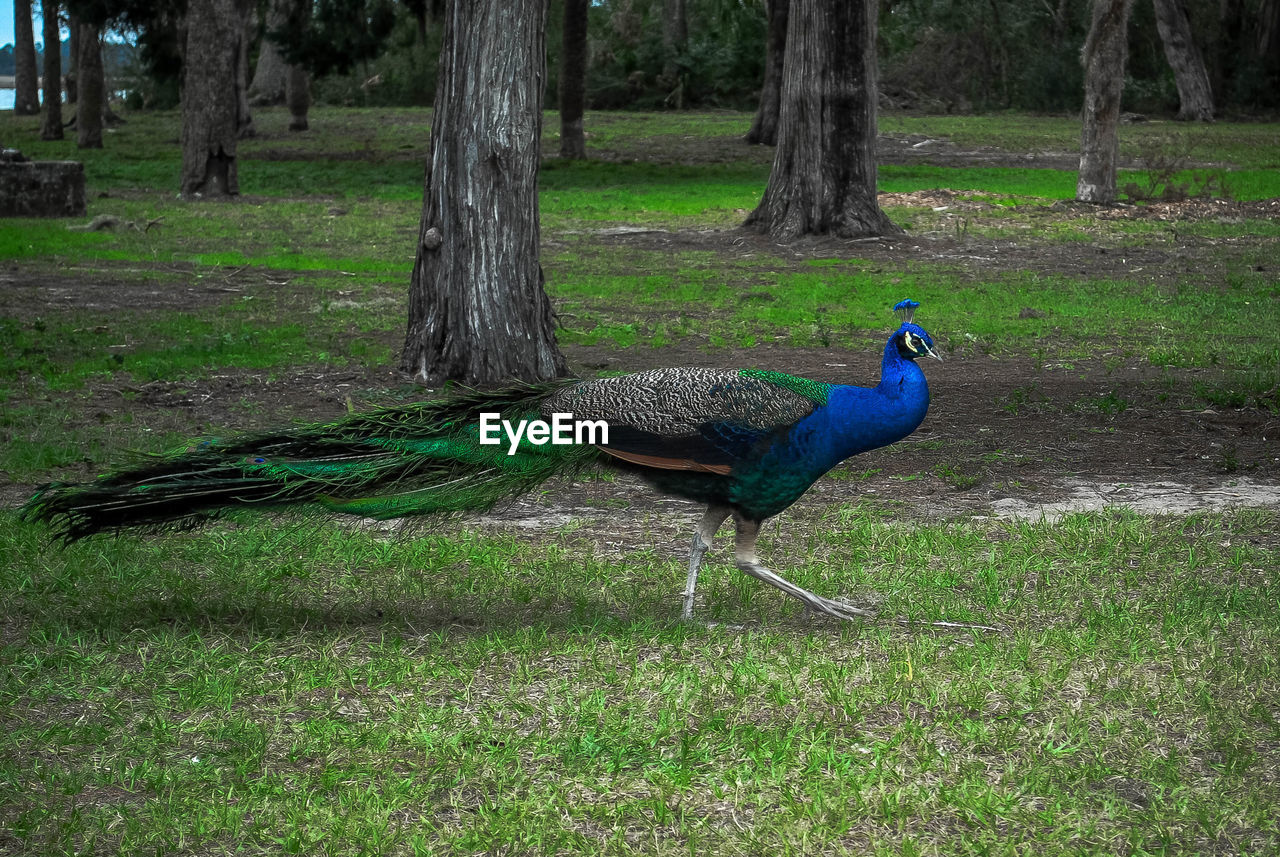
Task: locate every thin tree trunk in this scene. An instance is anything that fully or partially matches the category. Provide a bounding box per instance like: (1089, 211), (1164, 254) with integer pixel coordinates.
(181, 0), (248, 196)
(1260, 0), (1280, 64)
(286, 64), (310, 131)
(40, 0), (63, 140)
(65, 14), (78, 103)
(76, 22), (103, 149)
(1077, 0), (1133, 203)
(559, 0), (588, 159)
(248, 0), (288, 105)
(402, 0), (566, 387)
(13, 0), (41, 115)
(1152, 0), (1213, 121)
(746, 0), (788, 145)
(661, 0), (687, 100)
(745, 0), (898, 240)
(237, 13), (255, 137)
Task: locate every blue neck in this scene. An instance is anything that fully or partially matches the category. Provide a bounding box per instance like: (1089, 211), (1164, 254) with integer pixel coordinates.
(805, 339), (930, 463)
(875, 336), (927, 399)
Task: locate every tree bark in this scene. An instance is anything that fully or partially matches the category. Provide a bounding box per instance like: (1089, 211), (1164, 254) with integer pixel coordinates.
(1077, 0), (1133, 203)
(745, 0), (898, 240)
(745, 0), (788, 146)
(76, 22), (104, 149)
(286, 63), (310, 131)
(13, 0), (41, 115)
(248, 0), (289, 105)
(558, 0), (588, 159)
(402, 0), (567, 387)
(1152, 0), (1213, 121)
(181, 0), (248, 196)
(39, 0), (63, 140)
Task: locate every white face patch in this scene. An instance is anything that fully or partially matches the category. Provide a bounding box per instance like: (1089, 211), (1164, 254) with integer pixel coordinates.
(903, 334), (919, 353)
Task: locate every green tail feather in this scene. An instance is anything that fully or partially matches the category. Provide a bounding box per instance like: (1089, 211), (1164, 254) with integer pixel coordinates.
(21, 380), (600, 541)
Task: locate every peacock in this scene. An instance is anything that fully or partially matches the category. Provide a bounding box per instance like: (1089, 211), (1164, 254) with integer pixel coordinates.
(22, 299), (942, 623)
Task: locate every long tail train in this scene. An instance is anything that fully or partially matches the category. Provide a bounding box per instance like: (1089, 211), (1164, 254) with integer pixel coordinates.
(20, 381), (597, 542)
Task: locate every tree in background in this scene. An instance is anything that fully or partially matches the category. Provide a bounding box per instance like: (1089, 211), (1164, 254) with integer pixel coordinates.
(40, 0), (63, 139)
(13, 0), (41, 114)
(559, 0), (588, 158)
(236, 14), (255, 137)
(248, 0), (289, 104)
(746, 0), (897, 240)
(180, 0), (248, 195)
(76, 20), (103, 147)
(745, 0), (787, 145)
(285, 60), (310, 131)
(660, 0), (687, 104)
(65, 12), (77, 103)
(1152, 0), (1213, 120)
(402, 0), (566, 386)
(1077, 0), (1133, 203)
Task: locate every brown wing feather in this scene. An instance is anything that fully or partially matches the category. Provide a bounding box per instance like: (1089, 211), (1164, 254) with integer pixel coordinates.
(597, 447), (733, 475)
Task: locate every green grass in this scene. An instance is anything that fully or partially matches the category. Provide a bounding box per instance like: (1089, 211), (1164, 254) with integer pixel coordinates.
(2, 507), (1277, 854)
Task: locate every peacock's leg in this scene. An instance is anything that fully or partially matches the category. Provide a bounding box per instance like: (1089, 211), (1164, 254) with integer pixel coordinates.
(732, 515), (877, 621)
(683, 504), (732, 620)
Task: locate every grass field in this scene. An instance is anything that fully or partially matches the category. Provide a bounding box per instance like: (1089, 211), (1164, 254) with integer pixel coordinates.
(1, 106), (1278, 855)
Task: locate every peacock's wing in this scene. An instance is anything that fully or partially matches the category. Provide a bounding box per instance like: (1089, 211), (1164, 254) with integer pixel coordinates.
(543, 368), (831, 474)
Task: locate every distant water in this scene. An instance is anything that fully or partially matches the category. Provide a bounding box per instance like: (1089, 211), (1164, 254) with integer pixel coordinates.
(1, 87), (78, 113)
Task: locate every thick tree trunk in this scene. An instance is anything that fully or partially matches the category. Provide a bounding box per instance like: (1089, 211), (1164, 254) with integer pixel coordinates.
(248, 0), (289, 105)
(745, 0), (898, 240)
(402, 0), (566, 387)
(1077, 0), (1133, 203)
(76, 22), (104, 149)
(65, 14), (78, 104)
(286, 64), (310, 131)
(39, 0), (63, 140)
(181, 0), (248, 196)
(558, 0), (588, 159)
(13, 0), (41, 115)
(1152, 0), (1213, 120)
(745, 0), (789, 146)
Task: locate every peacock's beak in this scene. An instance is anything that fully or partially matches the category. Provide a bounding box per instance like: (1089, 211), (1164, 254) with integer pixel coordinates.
(924, 342), (943, 362)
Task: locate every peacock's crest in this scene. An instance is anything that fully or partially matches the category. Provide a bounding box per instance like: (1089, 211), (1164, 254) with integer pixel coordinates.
(892, 299), (921, 324)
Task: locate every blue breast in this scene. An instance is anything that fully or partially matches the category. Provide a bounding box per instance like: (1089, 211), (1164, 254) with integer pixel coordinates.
(726, 362), (930, 518)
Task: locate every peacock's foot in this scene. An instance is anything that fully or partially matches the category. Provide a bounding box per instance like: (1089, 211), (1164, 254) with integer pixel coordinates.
(735, 561), (878, 622)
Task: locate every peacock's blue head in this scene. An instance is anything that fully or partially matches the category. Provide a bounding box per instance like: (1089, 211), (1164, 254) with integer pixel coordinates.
(894, 322), (942, 362)
(891, 299), (942, 362)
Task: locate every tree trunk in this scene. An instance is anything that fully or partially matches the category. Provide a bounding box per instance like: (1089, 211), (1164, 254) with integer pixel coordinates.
(558, 0), (588, 159)
(745, 0), (788, 146)
(39, 0), (63, 140)
(402, 0), (567, 387)
(1152, 0), (1213, 121)
(236, 13), (256, 137)
(661, 0), (687, 98)
(248, 0), (289, 105)
(286, 64), (310, 131)
(76, 22), (104, 149)
(1077, 0), (1133, 203)
(745, 0), (898, 240)
(65, 14), (78, 104)
(181, 0), (248, 196)
(13, 0), (41, 115)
